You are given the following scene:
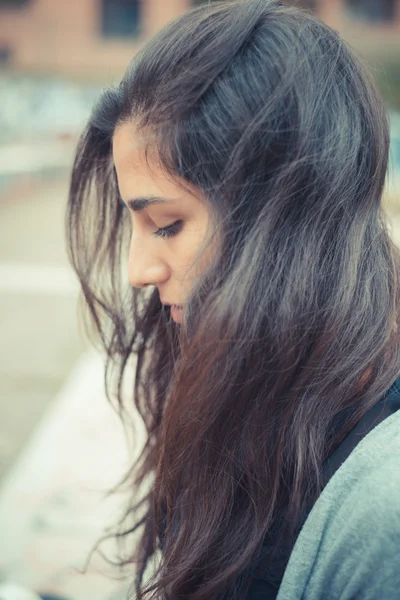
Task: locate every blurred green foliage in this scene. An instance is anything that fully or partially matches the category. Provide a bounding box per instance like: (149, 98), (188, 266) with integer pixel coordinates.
(371, 58), (400, 111)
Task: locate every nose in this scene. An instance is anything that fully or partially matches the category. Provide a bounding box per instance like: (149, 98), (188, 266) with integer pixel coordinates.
(127, 233), (170, 290)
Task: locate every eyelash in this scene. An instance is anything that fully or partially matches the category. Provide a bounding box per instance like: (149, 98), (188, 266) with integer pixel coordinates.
(153, 221), (183, 239)
(119, 199), (182, 239)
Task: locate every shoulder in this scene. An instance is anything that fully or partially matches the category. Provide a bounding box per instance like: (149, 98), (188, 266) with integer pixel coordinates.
(277, 411), (400, 600)
(317, 408), (400, 516)
(306, 409), (400, 533)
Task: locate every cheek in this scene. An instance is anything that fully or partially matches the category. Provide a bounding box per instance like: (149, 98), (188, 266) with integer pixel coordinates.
(173, 228), (216, 284)
(172, 234), (200, 280)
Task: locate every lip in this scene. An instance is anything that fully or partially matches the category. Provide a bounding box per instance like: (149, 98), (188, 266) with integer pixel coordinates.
(160, 300), (184, 323)
(161, 300), (183, 307)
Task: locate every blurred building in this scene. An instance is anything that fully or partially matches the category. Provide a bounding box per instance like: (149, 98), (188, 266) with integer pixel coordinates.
(0, 0), (189, 78)
(0, 0), (399, 78)
(317, 0), (400, 58)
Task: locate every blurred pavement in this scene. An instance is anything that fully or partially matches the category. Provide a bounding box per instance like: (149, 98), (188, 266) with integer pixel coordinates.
(0, 73), (101, 482)
(0, 72), (153, 598)
(0, 351), (139, 599)
(0, 172), (152, 597)
(0, 174), (85, 482)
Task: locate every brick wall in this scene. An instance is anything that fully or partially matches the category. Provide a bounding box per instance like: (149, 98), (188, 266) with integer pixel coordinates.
(0, 0), (399, 78)
(0, 0), (190, 78)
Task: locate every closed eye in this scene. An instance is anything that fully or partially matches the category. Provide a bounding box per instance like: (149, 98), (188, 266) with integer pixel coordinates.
(153, 221), (183, 239)
(118, 196), (182, 239)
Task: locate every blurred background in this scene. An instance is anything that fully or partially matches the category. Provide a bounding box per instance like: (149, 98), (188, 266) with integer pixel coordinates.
(0, 0), (399, 599)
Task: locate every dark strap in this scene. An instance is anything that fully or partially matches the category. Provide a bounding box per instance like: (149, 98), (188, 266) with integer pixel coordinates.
(247, 375), (400, 597)
(323, 377), (400, 483)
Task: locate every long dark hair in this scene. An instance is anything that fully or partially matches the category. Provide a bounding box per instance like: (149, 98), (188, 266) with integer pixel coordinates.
(66, 1), (400, 598)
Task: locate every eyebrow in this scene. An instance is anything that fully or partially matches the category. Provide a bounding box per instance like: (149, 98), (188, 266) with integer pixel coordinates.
(126, 196), (177, 212)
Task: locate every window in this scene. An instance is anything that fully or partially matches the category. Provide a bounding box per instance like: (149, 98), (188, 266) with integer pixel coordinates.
(0, 0), (29, 6)
(344, 0), (396, 23)
(101, 0), (141, 38)
(282, 0), (317, 10)
(0, 45), (11, 65)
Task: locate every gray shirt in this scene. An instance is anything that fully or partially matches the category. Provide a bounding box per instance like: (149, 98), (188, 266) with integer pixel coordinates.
(276, 409), (400, 600)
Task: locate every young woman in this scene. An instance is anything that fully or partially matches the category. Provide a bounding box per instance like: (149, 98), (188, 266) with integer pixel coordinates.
(67, 0), (400, 598)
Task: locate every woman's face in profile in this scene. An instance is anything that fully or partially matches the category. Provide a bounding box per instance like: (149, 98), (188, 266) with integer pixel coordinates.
(112, 122), (215, 323)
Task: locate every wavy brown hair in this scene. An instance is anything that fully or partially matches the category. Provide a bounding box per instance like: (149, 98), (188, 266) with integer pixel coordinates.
(66, 0), (400, 598)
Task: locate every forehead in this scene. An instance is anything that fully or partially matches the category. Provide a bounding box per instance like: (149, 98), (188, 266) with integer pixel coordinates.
(112, 121), (197, 201)
(113, 122), (160, 177)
